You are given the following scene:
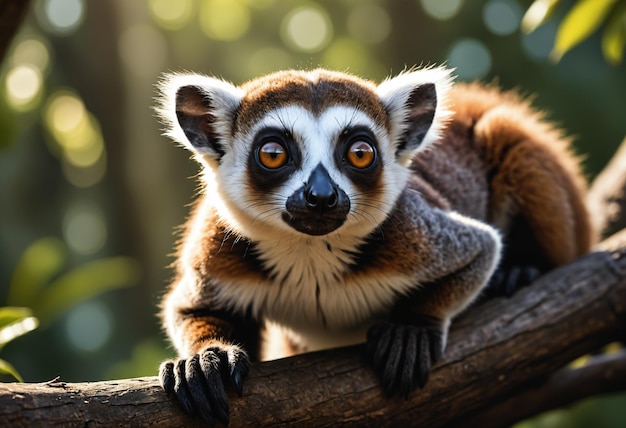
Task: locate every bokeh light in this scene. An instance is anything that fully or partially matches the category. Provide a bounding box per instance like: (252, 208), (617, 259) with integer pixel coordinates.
(4, 65), (43, 111)
(281, 5), (333, 53)
(62, 154), (106, 188)
(44, 91), (107, 186)
(65, 301), (112, 352)
(148, 0), (194, 31)
(48, 94), (85, 134)
(63, 201), (107, 255)
(200, 0), (250, 41)
(347, 4), (391, 44)
(483, 0), (523, 36)
(447, 38), (492, 80)
(40, 0), (85, 35)
(10, 38), (51, 74)
(522, 20), (558, 61)
(420, 0), (464, 21)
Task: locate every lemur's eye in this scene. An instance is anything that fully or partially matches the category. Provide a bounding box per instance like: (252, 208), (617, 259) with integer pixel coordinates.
(258, 141), (288, 169)
(346, 141), (376, 169)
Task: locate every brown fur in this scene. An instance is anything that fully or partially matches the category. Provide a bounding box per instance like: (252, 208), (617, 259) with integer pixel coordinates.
(431, 83), (592, 265)
(158, 71), (593, 421)
(236, 69), (389, 134)
(162, 81), (593, 357)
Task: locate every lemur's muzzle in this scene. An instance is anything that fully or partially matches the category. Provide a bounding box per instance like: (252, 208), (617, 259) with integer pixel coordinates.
(283, 164), (350, 236)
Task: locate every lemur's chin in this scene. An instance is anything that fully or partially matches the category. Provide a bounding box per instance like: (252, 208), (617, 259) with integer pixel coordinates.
(281, 213), (346, 236)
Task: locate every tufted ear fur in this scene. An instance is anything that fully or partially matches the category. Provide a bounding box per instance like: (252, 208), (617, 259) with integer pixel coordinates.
(157, 73), (243, 163)
(376, 66), (454, 165)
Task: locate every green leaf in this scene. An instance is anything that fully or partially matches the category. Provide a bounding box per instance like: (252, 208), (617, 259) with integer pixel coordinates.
(32, 257), (141, 325)
(602, 3), (626, 64)
(551, 0), (618, 61)
(0, 307), (33, 329)
(7, 237), (67, 307)
(522, 0), (562, 34)
(0, 359), (23, 382)
(0, 315), (39, 349)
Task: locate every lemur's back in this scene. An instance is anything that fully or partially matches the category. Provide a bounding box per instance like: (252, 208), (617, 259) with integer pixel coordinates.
(411, 82), (592, 273)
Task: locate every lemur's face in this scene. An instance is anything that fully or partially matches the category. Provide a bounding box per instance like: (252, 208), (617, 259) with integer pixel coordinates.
(159, 69), (451, 239)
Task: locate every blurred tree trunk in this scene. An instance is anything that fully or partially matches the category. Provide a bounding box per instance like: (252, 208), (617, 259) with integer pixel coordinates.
(0, 0), (30, 61)
(50, 1), (149, 332)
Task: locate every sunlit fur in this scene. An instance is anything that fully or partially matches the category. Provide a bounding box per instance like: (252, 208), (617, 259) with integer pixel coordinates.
(157, 68), (454, 240)
(158, 67), (591, 365)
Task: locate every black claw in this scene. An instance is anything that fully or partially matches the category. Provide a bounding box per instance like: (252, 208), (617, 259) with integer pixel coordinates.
(503, 266), (521, 296)
(485, 264), (542, 298)
(231, 370), (244, 397)
(186, 355), (215, 426)
(367, 319), (445, 398)
(199, 349), (229, 426)
(399, 330), (418, 399)
(416, 330), (431, 389)
(381, 326), (405, 395)
(159, 361), (175, 394)
(521, 266), (541, 284)
(229, 348), (250, 398)
(372, 324), (393, 368)
(174, 359), (195, 416)
(429, 329), (444, 363)
(159, 344), (250, 427)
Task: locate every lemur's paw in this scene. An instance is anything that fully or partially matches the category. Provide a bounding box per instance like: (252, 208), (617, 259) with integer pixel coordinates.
(366, 319), (445, 398)
(485, 265), (541, 297)
(159, 344), (250, 427)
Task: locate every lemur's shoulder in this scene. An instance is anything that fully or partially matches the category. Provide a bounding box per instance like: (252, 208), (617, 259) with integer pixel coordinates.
(172, 200), (265, 285)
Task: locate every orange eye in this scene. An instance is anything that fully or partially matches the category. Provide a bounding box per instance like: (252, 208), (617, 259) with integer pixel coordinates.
(258, 142), (288, 169)
(346, 141), (375, 169)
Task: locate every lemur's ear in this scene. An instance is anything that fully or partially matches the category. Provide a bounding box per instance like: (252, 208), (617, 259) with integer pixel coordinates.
(376, 67), (454, 165)
(157, 74), (242, 162)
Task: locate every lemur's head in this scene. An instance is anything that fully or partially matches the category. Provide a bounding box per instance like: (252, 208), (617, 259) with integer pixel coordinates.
(158, 68), (452, 240)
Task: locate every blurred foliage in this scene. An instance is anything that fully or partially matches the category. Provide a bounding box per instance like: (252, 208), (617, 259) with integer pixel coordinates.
(523, 0), (626, 64)
(0, 0), (624, 426)
(106, 338), (171, 380)
(0, 306), (38, 381)
(7, 237), (141, 326)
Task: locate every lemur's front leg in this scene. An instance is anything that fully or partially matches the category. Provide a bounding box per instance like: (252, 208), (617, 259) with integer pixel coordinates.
(159, 281), (260, 426)
(366, 203), (501, 397)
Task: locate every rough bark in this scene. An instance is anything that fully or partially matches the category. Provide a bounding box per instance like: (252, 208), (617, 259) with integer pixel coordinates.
(465, 350), (626, 428)
(587, 137), (626, 239)
(0, 231), (625, 427)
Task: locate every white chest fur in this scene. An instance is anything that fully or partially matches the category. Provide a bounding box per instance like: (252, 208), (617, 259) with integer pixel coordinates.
(212, 232), (417, 338)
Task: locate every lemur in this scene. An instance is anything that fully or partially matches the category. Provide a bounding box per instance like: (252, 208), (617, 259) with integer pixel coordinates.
(156, 67), (592, 426)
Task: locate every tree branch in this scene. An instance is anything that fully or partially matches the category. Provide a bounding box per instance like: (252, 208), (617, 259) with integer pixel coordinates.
(1, 232), (625, 427)
(465, 350), (626, 428)
(587, 136), (626, 239)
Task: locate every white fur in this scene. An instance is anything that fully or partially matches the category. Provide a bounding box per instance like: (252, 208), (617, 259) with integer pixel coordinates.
(376, 66), (454, 165)
(156, 73), (243, 165)
(210, 105), (411, 242)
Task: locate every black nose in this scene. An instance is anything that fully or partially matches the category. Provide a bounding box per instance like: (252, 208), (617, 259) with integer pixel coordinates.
(283, 163), (350, 235)
(305, 164), (339, 212)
